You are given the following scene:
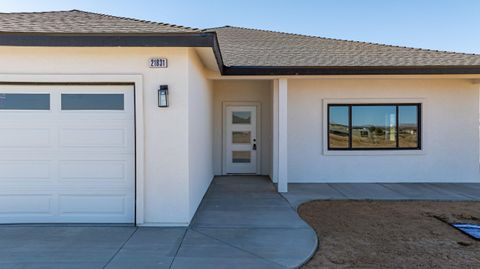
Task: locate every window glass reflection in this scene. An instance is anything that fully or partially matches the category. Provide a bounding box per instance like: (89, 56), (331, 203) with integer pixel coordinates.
(352, 106), (396, 148)
(399, 106), (418, 148)
(232, 111), (251, 124)
(328, 106), (349, 148)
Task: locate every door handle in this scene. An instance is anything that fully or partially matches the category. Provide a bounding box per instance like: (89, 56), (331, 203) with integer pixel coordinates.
(252, 138), (257, 150)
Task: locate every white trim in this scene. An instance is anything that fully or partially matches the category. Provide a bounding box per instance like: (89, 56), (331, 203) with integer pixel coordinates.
(322, 97), (427, 156)
(272, 80), (279, 183)
(222, 101), (262, 175)
(278, 78), (288, 192)
(478, 85), (480, 170)
(0, 73), (146, 225)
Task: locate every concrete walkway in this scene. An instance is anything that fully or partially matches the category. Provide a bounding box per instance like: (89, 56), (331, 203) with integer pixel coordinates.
(1, 177), (479, 269)
(184, 176), (317, 269)
(283, 182), (480, 208)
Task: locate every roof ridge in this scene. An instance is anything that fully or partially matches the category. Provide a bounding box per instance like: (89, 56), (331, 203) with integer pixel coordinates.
(209, 25), (480, 57)
(0, 9), (199, 32)
(69, 9), (199, 32)
(0, 10), (71, 14)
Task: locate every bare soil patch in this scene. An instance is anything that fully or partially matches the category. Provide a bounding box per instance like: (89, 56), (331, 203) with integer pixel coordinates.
(299, 201), (480, 269)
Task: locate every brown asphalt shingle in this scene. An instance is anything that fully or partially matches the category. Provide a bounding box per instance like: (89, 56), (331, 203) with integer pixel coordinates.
(0, 10), (199, 34)
(1, 10), (479, 68)
(209, 26), (480, 67)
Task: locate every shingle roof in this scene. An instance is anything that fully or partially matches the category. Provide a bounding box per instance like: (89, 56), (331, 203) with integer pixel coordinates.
(0, 10), (199, 34)
(1, 10), (480, 72)
(209, 26), (480, 67)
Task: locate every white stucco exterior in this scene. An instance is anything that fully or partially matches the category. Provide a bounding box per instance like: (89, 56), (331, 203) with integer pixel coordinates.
(287, 78), (480, 183)
(0, 46), (215, 226)
(1, 45), (480, 226)
(187, 48), (214, 220)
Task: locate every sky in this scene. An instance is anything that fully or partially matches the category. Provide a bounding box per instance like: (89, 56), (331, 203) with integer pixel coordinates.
(330, 106), (417, 126)
(0, 0), (479, 54)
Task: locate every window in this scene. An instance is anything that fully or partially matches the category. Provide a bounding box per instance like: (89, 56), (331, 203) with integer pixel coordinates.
(0, 93), (50, 110)
(232, 131), (251, 144)
(61, 94), (124, 110)
(232, 111), (251, 124)
(328, 104), (421, 150)
(232, 151), (251, 163)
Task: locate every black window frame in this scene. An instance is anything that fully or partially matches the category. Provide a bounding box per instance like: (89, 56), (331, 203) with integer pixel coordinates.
(327, 103), (422, 151)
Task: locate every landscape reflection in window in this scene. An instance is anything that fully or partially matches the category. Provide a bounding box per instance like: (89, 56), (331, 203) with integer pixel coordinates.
(398, 106), (418, 148)
(328, 106), (349, 148)
(232, 111), (251, 124)
(352, 106), (396, 148)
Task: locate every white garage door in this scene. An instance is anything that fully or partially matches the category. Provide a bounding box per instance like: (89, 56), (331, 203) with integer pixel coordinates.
(0, 85), (135, 223)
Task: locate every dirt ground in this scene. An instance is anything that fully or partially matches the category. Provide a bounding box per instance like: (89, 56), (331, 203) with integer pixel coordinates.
(298, 201), (480, 269)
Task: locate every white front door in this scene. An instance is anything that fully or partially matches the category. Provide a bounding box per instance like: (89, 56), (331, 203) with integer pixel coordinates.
(0, 84), (135, 224)
(225, 106), (258, 174)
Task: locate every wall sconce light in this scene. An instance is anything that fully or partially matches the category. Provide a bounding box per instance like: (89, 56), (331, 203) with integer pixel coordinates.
(158, 85), (169, 107)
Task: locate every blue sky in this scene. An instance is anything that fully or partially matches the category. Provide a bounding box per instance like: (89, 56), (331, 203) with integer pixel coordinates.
(1, 0), (478, 54)
(330, 106), (417, 126)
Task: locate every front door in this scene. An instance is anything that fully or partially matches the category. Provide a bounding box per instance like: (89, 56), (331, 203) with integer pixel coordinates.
(225, 106), (258, 174)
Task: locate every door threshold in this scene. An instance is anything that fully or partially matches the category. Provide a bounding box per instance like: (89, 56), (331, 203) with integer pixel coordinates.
(224, 174), (261, 176)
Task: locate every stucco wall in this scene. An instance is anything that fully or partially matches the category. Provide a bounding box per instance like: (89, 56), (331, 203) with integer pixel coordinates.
(287, 78), (480, 183)
(212, 80), (272, 175)
(0, 47), (192, 225)
(187, 49), (214, 219)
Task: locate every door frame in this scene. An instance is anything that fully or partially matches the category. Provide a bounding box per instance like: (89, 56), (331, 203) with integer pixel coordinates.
(222, 101), (262, 175)
(0, 74), (144, 225)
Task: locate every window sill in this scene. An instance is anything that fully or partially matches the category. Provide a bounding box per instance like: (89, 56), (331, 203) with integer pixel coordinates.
(323, 149), (425, 156)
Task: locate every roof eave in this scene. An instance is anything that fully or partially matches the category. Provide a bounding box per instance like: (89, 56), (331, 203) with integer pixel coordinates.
(223, 65), (480, 76)
(1, 32), (479, 76)
(0, 32), (214, 46)
(0, 31), (225, 73)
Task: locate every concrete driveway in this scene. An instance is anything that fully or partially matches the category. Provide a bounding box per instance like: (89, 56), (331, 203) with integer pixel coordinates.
(0, 226), (185, 268)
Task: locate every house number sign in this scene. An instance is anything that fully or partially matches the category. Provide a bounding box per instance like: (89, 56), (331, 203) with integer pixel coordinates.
(149, 57), (168, 68)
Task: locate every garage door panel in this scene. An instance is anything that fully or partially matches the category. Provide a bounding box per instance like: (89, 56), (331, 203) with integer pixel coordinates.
(60, 128), (127, 147)
(59, 161), (128, 181)
(0, 84), (135, 224)
(0, 185), (132, 193)
(0, 195), (53, 214)
(0, 161), (51, 180)
(0, 128), (52, 148)
(59, 112), (134, 121)
(59, 195), (128, 214)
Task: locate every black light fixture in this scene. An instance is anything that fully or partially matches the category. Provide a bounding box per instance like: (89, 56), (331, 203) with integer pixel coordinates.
(158, 85), (169, 107)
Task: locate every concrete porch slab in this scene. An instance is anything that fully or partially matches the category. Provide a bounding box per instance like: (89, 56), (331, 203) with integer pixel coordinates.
(331, 183), (409, 200)
(424, 183), (480, 199)
(381, 183), (474, 200)
(281, 183), (346, 208)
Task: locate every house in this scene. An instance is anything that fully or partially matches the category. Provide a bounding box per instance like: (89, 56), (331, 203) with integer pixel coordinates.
(0, 10), (479, 227)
